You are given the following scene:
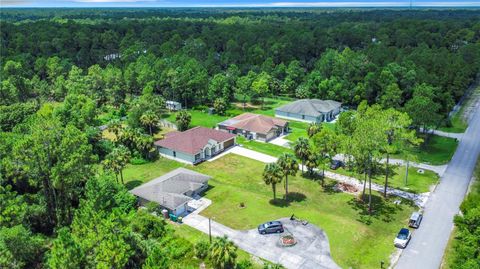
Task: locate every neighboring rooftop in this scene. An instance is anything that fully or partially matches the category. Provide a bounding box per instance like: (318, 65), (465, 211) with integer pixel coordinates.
(154, 126), (236, 155)
(276, 99), (341, 117)
(129, 168), (211, 210)
(218, 113), (288, 134)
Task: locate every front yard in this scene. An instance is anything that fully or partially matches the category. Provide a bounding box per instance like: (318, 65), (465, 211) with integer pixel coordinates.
(393, 135), (458, 165)
(123, 154), (417, 269)
(194, 154), (416, 269)
(331, 165), (439, 194)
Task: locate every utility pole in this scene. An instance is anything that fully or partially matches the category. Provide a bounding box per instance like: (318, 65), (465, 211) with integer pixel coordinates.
(405, 160), (409, 186)
(209, 217), (212, 243)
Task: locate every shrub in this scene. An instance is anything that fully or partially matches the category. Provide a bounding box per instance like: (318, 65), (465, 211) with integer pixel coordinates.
(194, 240), (210, 259)
(236, 259), (253, 269)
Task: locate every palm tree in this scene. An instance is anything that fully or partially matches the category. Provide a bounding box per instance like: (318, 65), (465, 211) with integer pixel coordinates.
(262, 163), (283, 200)
(276, 153), (298, 200)
(305, 150), (320, 176)
(108, 119), (123, 140)
(103, 145), (131, 184)
(175, 110), (191, 131)
(209, 235), (238, 269)
(140, 110), (159, 135)
(307, 122), (322, 138)
(293, 137), (310, 174)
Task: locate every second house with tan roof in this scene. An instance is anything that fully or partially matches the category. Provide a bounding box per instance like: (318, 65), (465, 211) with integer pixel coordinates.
(217, 113), (289, 142)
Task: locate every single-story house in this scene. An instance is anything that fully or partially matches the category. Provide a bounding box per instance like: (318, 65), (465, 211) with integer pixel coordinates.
(154, 126), (236, 164)
(275, 99), (342, 123)
(129, 168), (211, 216)
(166, 100), (182, 111)
(217, 113), (288, 142)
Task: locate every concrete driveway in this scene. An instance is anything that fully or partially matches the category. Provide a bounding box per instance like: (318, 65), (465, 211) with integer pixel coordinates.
(183, 200), (339, 269)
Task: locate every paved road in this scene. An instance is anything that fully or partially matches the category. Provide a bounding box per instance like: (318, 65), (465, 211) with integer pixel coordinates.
(395, 103), (480, 268)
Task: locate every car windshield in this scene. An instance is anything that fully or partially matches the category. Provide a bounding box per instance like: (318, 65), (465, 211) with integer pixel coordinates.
(397, 230), (409, 240)
(397, 233), (408, 240)
(263, 224), (269, 228)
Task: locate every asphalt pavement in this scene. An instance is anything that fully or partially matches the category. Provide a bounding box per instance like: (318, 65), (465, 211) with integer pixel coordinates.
(395, 103), (480, 268)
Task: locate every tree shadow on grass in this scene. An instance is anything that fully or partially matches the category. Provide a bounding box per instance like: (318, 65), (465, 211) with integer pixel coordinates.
(125, 180), (143, 190)
(322, 180), (341, 195)
(347, 194), (401, 225)
(269, 192), (306, 207)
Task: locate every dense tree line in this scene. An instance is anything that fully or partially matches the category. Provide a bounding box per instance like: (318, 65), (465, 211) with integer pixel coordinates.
(0, 8), (479, 269)
(1, 9), (480, 124)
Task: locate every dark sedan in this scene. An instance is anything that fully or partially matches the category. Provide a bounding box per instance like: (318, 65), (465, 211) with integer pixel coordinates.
(258, 221), (284, 234)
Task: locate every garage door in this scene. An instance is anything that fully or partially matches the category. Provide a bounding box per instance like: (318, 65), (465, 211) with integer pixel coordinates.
(223, 138), (235, 149)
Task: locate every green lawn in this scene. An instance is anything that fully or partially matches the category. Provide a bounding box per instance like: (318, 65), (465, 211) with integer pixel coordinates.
(285, 121), (335, 142)
(438, 112), (468, 133)
(230, 97), (292, 117)
(331, 165), (439, 194)
(193, 154), (416, 269)
(163, 110), (230, 129)
(393, 135), (458, 165)
(121, 154), (417, 268)
(123, 157), (186, 189)
(163, 98), (292, 129)
(236, 135), (293, 156)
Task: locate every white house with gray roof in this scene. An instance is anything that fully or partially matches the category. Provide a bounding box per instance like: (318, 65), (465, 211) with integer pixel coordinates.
(275, 99), (341, 123)
(129, 168), (211, 216)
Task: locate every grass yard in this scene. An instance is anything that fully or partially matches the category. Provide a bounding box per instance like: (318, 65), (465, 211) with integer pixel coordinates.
(193, 154), (416, 269)
(119, 153), (417, 268)
(285, 121), (335, 142)
(438, 112), (468, 133)
(236, 135), (293, 156)
(163, 109), (230, 129)
(123, 157), (186, 189)
(331, 165), (439, 194)
(229, 97), (292, 117)
(162, 98), (292, 129)
(393, 135), (458, 165)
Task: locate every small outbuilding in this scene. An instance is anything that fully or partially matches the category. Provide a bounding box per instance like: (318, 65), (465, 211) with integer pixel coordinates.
(129, 168), (211, 216)
(275, 99), (341, 123)
(166, 100), (182, 111)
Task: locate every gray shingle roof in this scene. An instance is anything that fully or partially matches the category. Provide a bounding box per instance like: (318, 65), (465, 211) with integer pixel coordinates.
(129, 168), (211, 210)
(275, 99), (341, 117)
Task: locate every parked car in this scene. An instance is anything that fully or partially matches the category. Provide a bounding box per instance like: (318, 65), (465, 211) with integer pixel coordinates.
(330, 160), (344, 170)
(258, 221), (284, 234)
(394, 228), (411, 248)
(408, 212), (423, 228)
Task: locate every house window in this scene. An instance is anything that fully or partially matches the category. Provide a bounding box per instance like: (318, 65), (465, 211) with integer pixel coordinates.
(195, 153), (201, 160)
(173, 151), (176, 157)
(302, 115), (305, 120)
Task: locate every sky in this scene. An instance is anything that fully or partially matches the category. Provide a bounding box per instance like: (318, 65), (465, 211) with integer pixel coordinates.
(2, 0), (480, 7)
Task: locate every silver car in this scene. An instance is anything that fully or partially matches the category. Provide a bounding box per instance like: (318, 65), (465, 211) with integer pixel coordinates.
(394, 228), (411, 248)
(408, 212), (423, 228)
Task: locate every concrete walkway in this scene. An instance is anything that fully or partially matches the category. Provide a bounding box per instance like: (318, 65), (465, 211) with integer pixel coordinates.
(420, 128), (464, 140)
(183, 198), (340, 269)
(269, 135), (292, 148)
(223, 146), (429, 207)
